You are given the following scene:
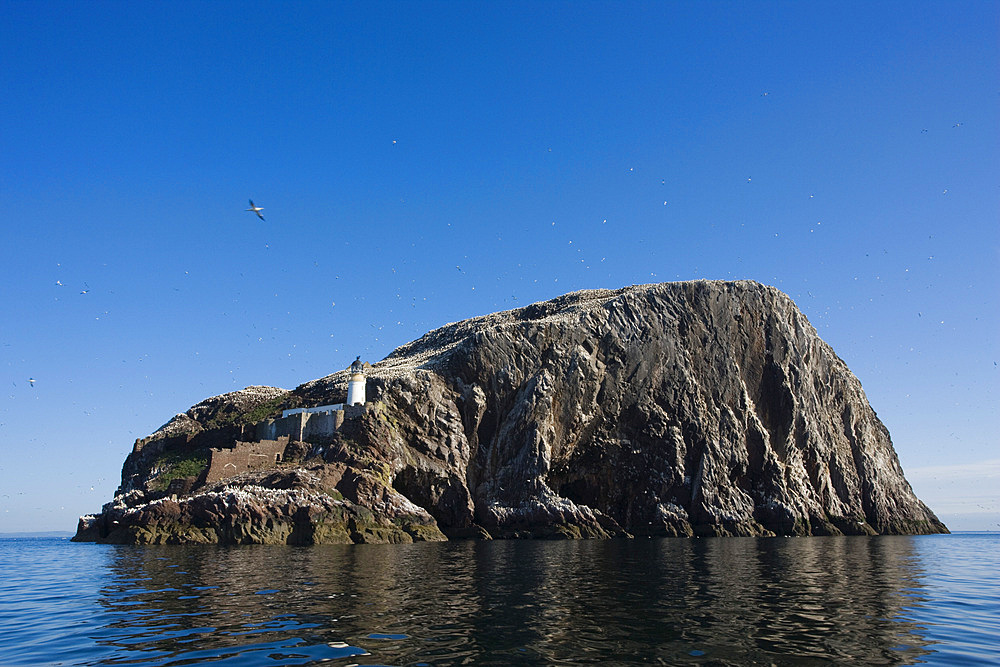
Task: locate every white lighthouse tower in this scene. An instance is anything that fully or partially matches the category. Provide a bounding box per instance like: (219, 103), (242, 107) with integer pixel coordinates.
(346, 356), (366, 406)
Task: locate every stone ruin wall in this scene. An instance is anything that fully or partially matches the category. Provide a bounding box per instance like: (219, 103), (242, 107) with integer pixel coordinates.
(252, 403), (366, 442)
(204, 404), (369, 485)
(203, 437), (290, 484)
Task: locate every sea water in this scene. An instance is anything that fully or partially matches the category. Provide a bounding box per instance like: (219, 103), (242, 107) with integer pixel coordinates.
(0, 533), (996, 666)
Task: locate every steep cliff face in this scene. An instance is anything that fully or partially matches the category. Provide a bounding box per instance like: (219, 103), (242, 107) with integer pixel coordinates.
(75, 281), (946, 543)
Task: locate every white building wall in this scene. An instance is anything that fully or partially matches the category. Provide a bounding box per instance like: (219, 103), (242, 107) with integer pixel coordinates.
(347, 374), (365, 406)
(281, 404), (344, 418)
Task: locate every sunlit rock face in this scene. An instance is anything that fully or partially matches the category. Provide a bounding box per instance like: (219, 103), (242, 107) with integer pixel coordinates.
(75, 281), (946, 544)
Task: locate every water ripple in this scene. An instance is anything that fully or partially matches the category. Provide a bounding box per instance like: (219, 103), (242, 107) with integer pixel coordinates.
(0, 535), (997, 665)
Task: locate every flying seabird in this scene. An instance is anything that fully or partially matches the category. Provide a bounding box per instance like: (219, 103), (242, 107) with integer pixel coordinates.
(246, 199), (265, 221)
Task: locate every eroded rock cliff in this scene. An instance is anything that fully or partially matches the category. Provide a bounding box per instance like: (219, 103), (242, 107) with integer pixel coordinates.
(74, 280), (946, 544)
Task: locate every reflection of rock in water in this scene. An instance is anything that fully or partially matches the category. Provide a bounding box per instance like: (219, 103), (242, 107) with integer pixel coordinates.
(93, 537), (932, 665)
(688, 537), (929, 663)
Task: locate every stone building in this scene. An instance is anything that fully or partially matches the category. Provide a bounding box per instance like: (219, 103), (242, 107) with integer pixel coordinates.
(202, 437), (290, 484)
(252, 403), (366, 442)
(202, 358), (369, 485)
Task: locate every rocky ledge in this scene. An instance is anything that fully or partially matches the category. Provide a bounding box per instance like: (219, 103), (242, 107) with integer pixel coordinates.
(75, 280), (946, 544)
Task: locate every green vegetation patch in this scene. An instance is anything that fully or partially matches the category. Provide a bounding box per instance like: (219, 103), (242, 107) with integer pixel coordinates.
(152, 449), (209, 491)
(200, 407), (242, 430)
(241, 392), (294, 424)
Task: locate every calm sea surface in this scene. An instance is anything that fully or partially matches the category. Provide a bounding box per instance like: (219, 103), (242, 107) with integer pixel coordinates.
(1, 534), (997, 666)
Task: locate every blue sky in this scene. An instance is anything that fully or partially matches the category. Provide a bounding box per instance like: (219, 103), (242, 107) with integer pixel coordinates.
(1, 1), (997, 533)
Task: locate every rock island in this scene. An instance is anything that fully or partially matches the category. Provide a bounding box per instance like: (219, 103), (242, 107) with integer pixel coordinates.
(74, 281), (947, 544)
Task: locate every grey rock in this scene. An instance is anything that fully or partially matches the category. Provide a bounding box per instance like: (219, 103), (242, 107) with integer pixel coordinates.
(75, 280), (946, 543)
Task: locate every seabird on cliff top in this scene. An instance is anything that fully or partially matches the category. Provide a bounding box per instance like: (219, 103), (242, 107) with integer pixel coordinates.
(246, 199), (265, 221)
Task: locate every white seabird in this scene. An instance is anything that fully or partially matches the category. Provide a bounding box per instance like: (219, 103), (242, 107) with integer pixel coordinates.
(246, 199), (265, 221)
